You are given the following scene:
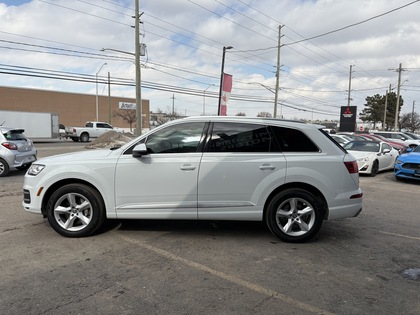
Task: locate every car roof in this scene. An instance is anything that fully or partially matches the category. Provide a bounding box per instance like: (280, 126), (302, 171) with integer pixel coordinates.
(0, 127), (25, 133)
(179, 116), (324, 129)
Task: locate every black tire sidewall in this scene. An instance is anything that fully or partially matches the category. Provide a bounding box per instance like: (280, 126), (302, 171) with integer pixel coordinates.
(46, 184), (105, 237)
(80, 133), (89, 142)
(0, 158), (10, 177)
(370, 161), (379, 177)
(265, 188), (324, 243)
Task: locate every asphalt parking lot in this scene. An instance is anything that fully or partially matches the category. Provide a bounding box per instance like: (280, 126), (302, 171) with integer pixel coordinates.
(1, 142), (419, 315)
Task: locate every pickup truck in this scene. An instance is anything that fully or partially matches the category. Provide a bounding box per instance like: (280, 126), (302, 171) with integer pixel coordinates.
(65, 121), (124, 142)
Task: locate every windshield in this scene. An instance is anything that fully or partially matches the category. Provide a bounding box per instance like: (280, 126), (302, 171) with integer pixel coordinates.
(343, 141), (380, 153)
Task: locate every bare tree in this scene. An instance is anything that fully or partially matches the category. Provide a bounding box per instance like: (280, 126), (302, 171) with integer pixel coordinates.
(257, 112), (272, 118)
(150, 107), (184, 127)
(113, 109), (136, 132)
(235, 112), (246, 116)
(400, 112), (420, 132)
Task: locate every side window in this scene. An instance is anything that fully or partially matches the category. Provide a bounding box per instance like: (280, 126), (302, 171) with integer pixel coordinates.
(97, 123), (112, 129)
(144, 122), (205, 154)
(270, 126), (319, 152)
(86, 122), (93, 128)
(383, 143), (392, 152)
(208, 123), (271, 152)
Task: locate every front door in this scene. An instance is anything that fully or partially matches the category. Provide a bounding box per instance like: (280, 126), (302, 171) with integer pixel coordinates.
(114, 122), (206, 219)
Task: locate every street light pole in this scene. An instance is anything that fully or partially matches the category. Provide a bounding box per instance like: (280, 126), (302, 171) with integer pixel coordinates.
(96, 63), (107, 121)
(217, 46), (233, 115)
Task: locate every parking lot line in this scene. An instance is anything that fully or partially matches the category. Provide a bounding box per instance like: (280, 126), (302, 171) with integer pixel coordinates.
(377, 231), (420, 240)
(114, 231), (336, 315)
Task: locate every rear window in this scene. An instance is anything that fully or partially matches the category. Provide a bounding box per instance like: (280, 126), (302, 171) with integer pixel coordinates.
(270, 126), (319, 152)
(3, 130), (26, 141)
(208, 123), (272, 153)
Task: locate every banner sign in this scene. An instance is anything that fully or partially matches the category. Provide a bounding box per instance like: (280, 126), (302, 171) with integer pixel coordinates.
(119, 102), (136, 110)
(340, 106), (357, 132)
(220, 73), (233, 116)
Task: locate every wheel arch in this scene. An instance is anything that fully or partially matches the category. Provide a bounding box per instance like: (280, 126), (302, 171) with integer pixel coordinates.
(263, 182), (329, 221)
(41, 178), (105, 217)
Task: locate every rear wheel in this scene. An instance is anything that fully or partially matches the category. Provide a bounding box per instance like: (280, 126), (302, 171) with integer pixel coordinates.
(0, 158), (10, 177)
(265, 188), (324, 243)
(80, 133), (89, 142)
(46, 184), (105, 237)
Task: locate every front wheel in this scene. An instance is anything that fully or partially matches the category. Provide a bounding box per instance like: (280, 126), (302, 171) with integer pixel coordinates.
(46, 184), (105, 237)
(370, 160), (379, 177)
(265, 189), (324, 243)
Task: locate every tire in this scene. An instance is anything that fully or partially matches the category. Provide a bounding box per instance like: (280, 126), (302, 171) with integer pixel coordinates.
(265, 188), (324, 243)
(71, 137), (79, 142)
(46, 184), (105, 237)
(80, 133), (89, 142)
(0, 158), (10, 177)
(370, 160), (379, 177)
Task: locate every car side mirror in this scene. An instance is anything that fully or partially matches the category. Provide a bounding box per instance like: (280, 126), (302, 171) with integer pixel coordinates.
(132, 143), (148, 158)
(383, 149), (391, 154)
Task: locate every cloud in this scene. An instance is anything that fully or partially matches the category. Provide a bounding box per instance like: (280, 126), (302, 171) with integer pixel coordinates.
(0, 0), (419, 120)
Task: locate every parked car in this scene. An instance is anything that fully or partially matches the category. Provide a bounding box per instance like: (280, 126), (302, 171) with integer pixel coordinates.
(358, 133), (409, 154)
(401, 131), (420, 140)
(394, 145), (420, 181)
(0, 127), (37, 177)
(65, 121), (124, 142)
(23, 117), (363, 243)
(59, 124), (67, 139)
(370, 131), (420, 148)
(343, 140), (398, 176)
(330, 134), (352, 146)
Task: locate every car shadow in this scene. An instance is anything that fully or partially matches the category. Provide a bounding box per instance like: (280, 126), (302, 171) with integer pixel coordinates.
(97, 219), (273, 240)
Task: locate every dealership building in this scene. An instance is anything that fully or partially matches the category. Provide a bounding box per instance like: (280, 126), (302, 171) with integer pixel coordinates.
(0, 86), (150, 131)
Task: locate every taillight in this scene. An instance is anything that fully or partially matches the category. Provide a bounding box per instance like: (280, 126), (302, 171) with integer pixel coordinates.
(1, 142), (18, 150)
(344, 161), (358, 174)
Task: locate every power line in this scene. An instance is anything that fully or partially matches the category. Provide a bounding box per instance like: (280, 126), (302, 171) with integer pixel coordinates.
(284, 0), (420, 45)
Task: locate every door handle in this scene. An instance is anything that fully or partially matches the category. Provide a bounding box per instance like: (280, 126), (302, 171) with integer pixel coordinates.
(180, 164), (196, 171)
(259, 164), (275, 170)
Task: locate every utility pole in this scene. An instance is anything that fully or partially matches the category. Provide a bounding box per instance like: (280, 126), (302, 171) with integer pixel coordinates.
(274, 25), (283, 118)
(108, 72), (111, 124)
(347, 65), (353, 107)
(412, 101), (416, 132)
(383, 84), (391, 131)
(135, 0), (142, 136)
(393, 63), (403, 131)
(171, 94), (175, 118)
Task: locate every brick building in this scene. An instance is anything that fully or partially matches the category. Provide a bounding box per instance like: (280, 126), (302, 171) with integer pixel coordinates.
(0, 86), (150, 131)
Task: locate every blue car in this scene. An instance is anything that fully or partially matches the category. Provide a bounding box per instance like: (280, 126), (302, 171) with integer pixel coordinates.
(394, 145), (420, 181)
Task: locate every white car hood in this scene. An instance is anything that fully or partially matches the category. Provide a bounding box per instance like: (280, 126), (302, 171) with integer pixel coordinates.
(347, 150), (374, 159)
(36, 149), (115, 165)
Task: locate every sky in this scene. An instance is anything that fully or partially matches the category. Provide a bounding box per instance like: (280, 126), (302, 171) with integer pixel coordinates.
(0, 0), (419, 121)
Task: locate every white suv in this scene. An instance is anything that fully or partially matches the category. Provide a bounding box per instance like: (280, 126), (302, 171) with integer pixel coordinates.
(23, 117), (363, 243)
(370, 131), (420, 148)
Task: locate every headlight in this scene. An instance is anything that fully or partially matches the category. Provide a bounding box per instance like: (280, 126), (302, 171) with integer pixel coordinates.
(27, 164), (45, 176)
(357, 157), (369, 162)
(395, 159), (403, 165)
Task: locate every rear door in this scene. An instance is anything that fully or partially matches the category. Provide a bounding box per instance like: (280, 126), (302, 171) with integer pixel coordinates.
(197, 122), (287, 220)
